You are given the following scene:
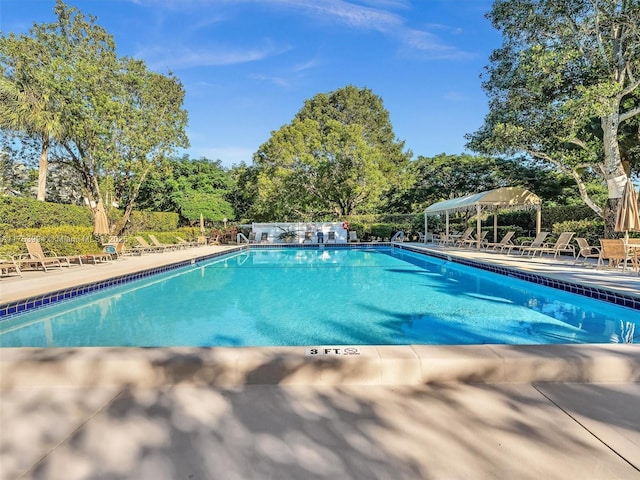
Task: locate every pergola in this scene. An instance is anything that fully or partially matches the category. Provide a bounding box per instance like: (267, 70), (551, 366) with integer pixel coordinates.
(424, 186), (542, 249)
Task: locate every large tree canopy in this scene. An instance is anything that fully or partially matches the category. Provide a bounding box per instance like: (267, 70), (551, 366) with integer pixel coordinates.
(0, 0), (189, 234)
(137, 156), (235, 223)
(467, 0), (640, 232)
(251, 85), (411, 220)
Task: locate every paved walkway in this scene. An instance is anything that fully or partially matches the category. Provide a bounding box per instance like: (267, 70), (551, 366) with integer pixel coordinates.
(1, 243), (639, 479)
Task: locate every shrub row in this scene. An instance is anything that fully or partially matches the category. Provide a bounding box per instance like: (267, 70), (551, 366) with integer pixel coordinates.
(1, 197), (179, 233)
(1, 226), (102, 256)
(0, 197), (92, 230)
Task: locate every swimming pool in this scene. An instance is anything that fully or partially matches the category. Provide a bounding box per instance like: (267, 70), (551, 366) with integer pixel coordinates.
(0, 247), (638, 347)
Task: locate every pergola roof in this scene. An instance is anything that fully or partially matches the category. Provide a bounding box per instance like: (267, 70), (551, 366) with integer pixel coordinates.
(424, 186), (541, 216)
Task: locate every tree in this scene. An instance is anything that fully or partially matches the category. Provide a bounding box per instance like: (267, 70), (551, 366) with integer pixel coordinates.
(0, 1), (189, 234)
(252, 85), (411, 219)
(385, 153), (592, 213)
(467, 0), (640, 235)
(136, 156), (235, 223)
(0, 33), (65, 200)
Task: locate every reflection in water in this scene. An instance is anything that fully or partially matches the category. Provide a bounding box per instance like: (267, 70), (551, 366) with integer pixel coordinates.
(1, 248), (637, 347)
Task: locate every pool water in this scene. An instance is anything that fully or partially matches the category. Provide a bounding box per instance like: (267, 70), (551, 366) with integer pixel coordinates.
(0, 247), (638, 347)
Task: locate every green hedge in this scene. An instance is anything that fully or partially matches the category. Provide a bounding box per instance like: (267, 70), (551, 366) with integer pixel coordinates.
(128, 211), (179, 232)
(0, 197), (92, 230)
(1, 197), (180, 234)
(1, 226), (103, 256)
(552, 219), (604, 245)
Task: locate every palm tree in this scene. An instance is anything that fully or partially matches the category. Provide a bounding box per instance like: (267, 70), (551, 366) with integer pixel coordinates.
(0, 73), (64, 201)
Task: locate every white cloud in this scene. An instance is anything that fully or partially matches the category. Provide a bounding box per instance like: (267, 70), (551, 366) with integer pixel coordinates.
(261, 0), (470, 59)
(250, 73), (291, 87)
(130, 0), (472, 61)
(137, 42), (292, 70)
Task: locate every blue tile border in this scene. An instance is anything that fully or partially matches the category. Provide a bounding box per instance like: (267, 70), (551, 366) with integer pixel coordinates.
(0, 248), (241, 320)
(397, 244), (640, 311)
(1, 242), (638, 319)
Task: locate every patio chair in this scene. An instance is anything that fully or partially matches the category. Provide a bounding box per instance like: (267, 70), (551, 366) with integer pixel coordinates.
(0, 255), (22, 277)
(574, 238), (601, 265)
(326, 231), (337, 244)
(453, 228), (475, 246)
(135, 236), (167, 253)
(349, 231), (358, 242)
(149, 234), (179, 251)
(483, 231), (515, 252)
(303, 231), (314, 243)
(504, 231), (550, 255)
(459, 230), (488, 248)
(436, 233), (458, 247)
(597, 239), (636, 270)
(20, 239), (82, 272)
(522, 232), (576, 258)
(247, 232), (257, 243)
(627, 238), (640, 271)
(81, 251), (113, 264)
(259, 232), (269, 244)
(175, 236), (199, 248)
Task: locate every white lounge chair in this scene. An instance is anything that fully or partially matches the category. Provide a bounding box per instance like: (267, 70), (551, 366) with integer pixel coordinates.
(522, 232), (575, 258)
(483, 231), (515, 252)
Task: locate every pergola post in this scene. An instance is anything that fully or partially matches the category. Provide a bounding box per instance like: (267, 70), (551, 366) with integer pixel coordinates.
(536, 206), (541, 234)
(476, 203), (482, 250)
(424, 213), (428, 243)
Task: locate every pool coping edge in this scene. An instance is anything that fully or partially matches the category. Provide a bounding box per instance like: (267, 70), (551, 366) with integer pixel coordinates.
(1, 344), (639, 389)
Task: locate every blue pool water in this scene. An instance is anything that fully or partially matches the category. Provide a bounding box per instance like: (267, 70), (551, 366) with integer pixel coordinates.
(0, 247), (638, 347)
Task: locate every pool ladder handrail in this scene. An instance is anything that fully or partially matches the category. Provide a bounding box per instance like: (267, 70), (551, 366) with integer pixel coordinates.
(237, 232), (250, 244)
(391, 230), (405, 243)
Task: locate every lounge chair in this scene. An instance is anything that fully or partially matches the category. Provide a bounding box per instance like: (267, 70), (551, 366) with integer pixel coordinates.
(522, 232), (576, 258)
(459, 230), (488, 248)
(247, 232), (257, 243)
(0, 255), (22, 277)
(598, 239), (636, 270)
(135, 236), (168, 253)
(504, 231), (550, 255)
(574, 238), (601, 265)
(175, 236), (199, 248)
(20, 239), (83, 271)
(82, 251), (112, 264)
(326, 231), (337, 244)
(111, 241), (144, 258)
(149, 234), (179, 251)
(483, 231), (515, 252)
(349, 231), (358, 242)
(259, 232), (269, 244)
(453, 228), (474, 246)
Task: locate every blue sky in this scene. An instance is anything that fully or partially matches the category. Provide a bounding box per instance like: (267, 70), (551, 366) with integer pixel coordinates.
(1, 0), (500, 168)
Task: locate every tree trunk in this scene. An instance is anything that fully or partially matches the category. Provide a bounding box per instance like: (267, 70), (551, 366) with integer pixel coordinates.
(601, 113), (626, 238)
(113, 166), (153, 237)
(37, 135), (49, 201)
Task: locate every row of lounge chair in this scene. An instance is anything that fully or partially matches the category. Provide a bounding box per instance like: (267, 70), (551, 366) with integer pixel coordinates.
(0, 235), (207, 277)
(435, 229), (639, 271)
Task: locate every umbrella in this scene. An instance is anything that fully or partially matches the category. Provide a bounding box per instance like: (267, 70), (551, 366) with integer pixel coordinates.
(614, 178), (640, 242)
(199, 213), (205, 234)
(93, 199), (110, 236)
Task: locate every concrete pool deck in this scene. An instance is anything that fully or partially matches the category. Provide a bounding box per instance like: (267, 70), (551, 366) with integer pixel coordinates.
(1, 243), (639, 479)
